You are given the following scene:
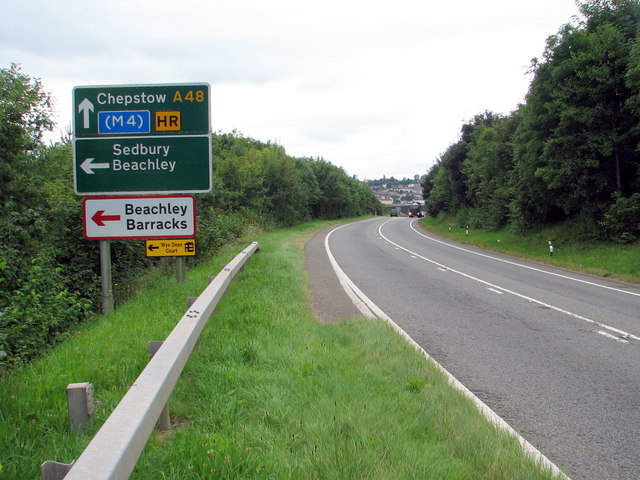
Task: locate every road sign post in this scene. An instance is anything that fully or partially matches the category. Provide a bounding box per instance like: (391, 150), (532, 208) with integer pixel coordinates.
(74, 83), (211, 305)
(99, 240), (114, 315)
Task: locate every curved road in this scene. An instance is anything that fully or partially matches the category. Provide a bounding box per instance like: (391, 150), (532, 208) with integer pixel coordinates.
(319, 217), (640, 480)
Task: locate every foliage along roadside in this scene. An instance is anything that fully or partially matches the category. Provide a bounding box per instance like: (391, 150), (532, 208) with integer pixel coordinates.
(0, 65), (384, 367)
(421, 0), (640, 244)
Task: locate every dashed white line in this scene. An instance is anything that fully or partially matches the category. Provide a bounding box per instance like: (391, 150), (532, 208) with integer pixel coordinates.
(409, 220), (640, 298)
(379, 220), (640, 344)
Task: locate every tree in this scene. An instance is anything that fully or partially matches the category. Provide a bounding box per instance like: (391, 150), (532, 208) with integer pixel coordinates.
(419, 1), (640, 236)
(420, 164), (438, 202)
(440, 141), (468, 210)
(0, 64), (54, 204)
(463, 113), (517, 229)
(0, 65), (93, 365)
(260, 146), (307, 226)
(510, 0), (640, 230)
(309, 159), (353, 219)
(539, 23), (636, 205)
(424, 161), (452, 217)
(0, 64), (55, 292)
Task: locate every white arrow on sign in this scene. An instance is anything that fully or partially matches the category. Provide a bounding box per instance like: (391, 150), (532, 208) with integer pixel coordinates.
(78, 98), (94, 128)
(80, 157), (110, 175)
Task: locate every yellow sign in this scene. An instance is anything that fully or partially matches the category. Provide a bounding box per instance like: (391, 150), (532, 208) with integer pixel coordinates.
(146, 239), (195, 257)
(155, 111), (181, 131)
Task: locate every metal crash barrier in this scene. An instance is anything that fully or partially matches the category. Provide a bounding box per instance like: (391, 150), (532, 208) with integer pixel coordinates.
(43, 242), (259, 480)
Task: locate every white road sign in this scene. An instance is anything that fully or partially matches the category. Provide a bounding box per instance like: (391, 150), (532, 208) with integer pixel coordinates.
(83, 195), (196, 240)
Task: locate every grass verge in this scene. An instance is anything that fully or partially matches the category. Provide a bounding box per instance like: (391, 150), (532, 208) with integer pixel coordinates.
(419, 216), (640, 284)
(1, 220), (560, 479)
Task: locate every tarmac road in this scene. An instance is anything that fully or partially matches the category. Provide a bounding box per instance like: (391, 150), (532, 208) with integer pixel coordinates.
(305, 217), (640, 480)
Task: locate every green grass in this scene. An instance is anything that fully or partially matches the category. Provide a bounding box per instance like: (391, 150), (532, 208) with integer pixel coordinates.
(1, 220), (561, 479)
(420, 216), (640, 284)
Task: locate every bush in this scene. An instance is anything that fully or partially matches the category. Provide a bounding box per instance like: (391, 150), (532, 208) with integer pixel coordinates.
(455, 207), (471, 228)
(600, 193), (640, 243)
(0, 254), (91, 366)
(195, 209), (252, 259)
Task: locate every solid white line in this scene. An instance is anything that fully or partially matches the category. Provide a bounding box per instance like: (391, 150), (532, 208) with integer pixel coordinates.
(325, 225), (376, 319)
(409, 220), (640, 298)
(324, 222), (568, 479)
(382, 221), (640, 343)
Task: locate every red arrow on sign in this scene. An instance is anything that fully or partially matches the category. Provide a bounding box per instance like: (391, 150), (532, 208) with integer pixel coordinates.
(91, 210), (121, 226)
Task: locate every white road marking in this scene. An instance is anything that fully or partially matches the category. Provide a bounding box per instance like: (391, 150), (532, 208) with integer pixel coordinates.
(324, 222), (569, 480)
(409, 220), (640, 298)
(488, 288), (505, 295)
(325, 226), (376, 319)
(597, 331), (629, 344)
(380, 220), (640, 343)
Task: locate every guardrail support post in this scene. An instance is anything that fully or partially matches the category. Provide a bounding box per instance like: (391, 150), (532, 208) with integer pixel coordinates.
(67, 383), (94, 433)
(41, 460), (75, 480)
(148, 341), (171, 431)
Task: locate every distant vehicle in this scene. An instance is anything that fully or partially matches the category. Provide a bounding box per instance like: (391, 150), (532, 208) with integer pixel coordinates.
(408, 203), (423, 218)
(390, 207), (399, 217)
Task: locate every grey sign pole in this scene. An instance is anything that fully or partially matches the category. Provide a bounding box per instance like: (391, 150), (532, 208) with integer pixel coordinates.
(175, 257), (186, 284)
(99, 240), (114, 314)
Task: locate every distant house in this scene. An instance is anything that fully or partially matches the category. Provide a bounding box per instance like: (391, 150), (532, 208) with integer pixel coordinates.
(367, 177), (424, 205)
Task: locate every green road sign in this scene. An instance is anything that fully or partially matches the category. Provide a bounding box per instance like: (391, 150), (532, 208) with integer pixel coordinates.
(73, 83), (212, 195)
(74, 135), (211, 195)
(73, 84), (210, 137)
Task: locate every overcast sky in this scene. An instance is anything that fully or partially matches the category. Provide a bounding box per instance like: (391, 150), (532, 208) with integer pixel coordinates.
(1, 0), (581, 180)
